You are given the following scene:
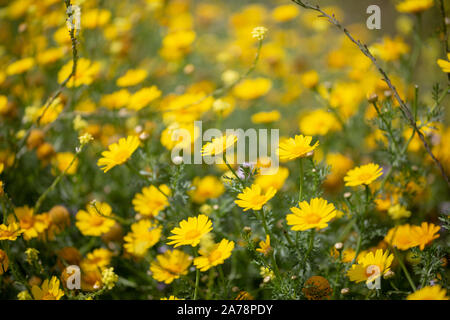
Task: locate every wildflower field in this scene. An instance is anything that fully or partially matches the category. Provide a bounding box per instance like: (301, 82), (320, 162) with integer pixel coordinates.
(0, 0), (449, 301)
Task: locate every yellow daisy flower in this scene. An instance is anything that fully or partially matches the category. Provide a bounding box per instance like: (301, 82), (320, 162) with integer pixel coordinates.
(235, 184), (276, 211)
(167, 214), (213, 248)
(58, 58), (101, 88)
(31, 276), (64, 300)
(189, 176), (225, 204)
(410, 222), (440, 250)
(97, 135), (140, 173)
(0, 249), (9, 275)
(396, 0), (434, 14)
(193, 239), (235, 272)
(124, 219), (162, 257)
(75, 202), (116, 236)
(251, 110), (281, 124)
(437, 53), (450, 73)
(201, 134), (238, 157)
(233, 78), (272, 100)
(286, 197), (336, 231)
(277, 134), (319, 161)
(161, 296), (184, 300)
(384, 224), (417, 251)
(256, 235), (272, 256)
(150, 249), (192, 284)
(116, 69), (148, 87)
(14, 206), (49, 240)
(0, 222), (24, 241)
(347, 249), (394, 284)
(132, 185), (170, 218)
(344, 163), (383, 187)
(407, 285), (449, 300)
(81, 248), (113, 272)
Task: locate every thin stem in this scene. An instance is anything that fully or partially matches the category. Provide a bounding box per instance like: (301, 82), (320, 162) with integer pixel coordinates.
(393, 247), (416, 292)
(223, 153), (244, 186)
(298, 158), (304, 203)
(194, 250), (200, 300)
(371, 101), (400, 154)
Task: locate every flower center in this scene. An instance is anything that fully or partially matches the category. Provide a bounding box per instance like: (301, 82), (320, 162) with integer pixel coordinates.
(90, 216), (105, 227)
(305, 213), (321, 225)
(185, 229), (201, 240)
(113, 149), (130, 163)
(251, 194), (266, 205)
(358, 173), (373, 182)
(209, 250), (222, 263)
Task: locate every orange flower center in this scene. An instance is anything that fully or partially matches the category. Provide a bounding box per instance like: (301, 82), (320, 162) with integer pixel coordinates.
(304, 213), (321, 225)
(185, 229), (201, 240)
(358, 173), (373, 182)
(90, 216), (105, 227)
(209, 250), (222, 263)
(113, 149), (130, 163)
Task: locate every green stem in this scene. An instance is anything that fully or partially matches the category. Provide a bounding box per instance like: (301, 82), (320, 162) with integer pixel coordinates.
(193, 249), (200, 300)
(393, 247), (416, 292)
(298, 158), (304, 203)
(304, 229), (315, 262)
(223, 153), (244, 186)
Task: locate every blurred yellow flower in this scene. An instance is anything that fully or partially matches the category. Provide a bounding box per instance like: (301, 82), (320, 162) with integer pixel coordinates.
(233, 78), (272, 100)
(128, 86), (162, 111)
(299, 109), (341, 136)
(14, 206), (48, 240)
(132, 185), (170, 218)
(6, 57), (35, 76)
(384, 224), (416, 250)
(396, 0), (434, 13)
(256, 235), (272, 256)
(407, 285), (449, 300)
(0, 249), (8, 275)
(410, 222), (440, 250)
(31, 276), (64, 300)
(300, 70), (319, 89)
(189, 175), (225, 204)
(201, 134), (237, 157)
(53, 152), (78, 175)
(0, 222), (24, 241)
(387, 204), (411, 220)
(371, 36), (410, 62)
(116, 69), (148, 87)
(271, 4), (299, 22)
(124, 219), (162, 257)
(58, 58), (101, 87)
(254, 166), (289, 192)
(150, 249), (192, 284)
(251, 110), (281, 124)
(437, 53), (450, 73)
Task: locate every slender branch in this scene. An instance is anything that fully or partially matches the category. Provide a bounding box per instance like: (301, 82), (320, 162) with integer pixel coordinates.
(291, 0), (450, 187)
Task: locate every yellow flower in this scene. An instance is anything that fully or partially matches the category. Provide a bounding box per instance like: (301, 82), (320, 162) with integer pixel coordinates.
(75, 202), (116, 236)
(97, 135), (140, 172)
(6, 57), (35, 75)
(277, 134), (319, 161)
(31, 276), (64, 300)
(344, 163), (383, 187)
(407, 285), (449, 300)
(235, 184), (276, 211)
(300, 70), (319, 89)
(124, 219), (162, 257)
(81, 248), (113, 272)
(82, 9), (111, 29)
(0, 222), (24, 241)
(371, 36), (410, 62)
(58, 58), (101, 87)
(410, 222), (440, 250)
(384, 225), (417, 250)
(150, 249), (192, 284)
(233, 78), (272, 100)
(0, 249), (9, 275)
(194, 239), (234, 272)
(387, 204), (411, 220)
(299, 110), (341, 136)
(287, 198), (336, 231)
(189, 176), (225, 204)
(167, 214), (213, 248)
(437, 53), (450, 73)
(161, 296), (183, 300)
(254, 167), (289, 192)
(251, 110), (281, 124)
(116, 69), (148, 87)
(101, 267), (118, 290)
(128, 86), (162, 111)
(201, 134), (238, 157)
(272, 4), (299, 22)
(14, 206), (48, 240)
(396, 0), (434, 13)
(132, 185), (170, 218)
(37, 47), (65, 65)
(53, 152), (78, 175)
(251, 26), (268, 40)
(160, 30), (196, 61)
(256, 235), (272, 256)
(100, 89), (131, 110)
(347, 249), (394, 284)
(324, 153), (354, 189)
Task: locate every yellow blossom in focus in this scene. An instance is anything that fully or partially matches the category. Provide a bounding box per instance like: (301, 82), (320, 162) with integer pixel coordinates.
(75, 202), (116, 236)
(132, 185), (170, 218)
(97, 135), (140, 173)
(124, 219), (162, 257)
(167, 214), (213, 248)
(347, 249), (394, 284)
(287, 198), (336, 231)
(194, 239), (235, 271)
(235, 184), (276, 211)
(277, 134), (319, 161)
(344, 163), (383, 187)
(150, 249), (192, 284)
